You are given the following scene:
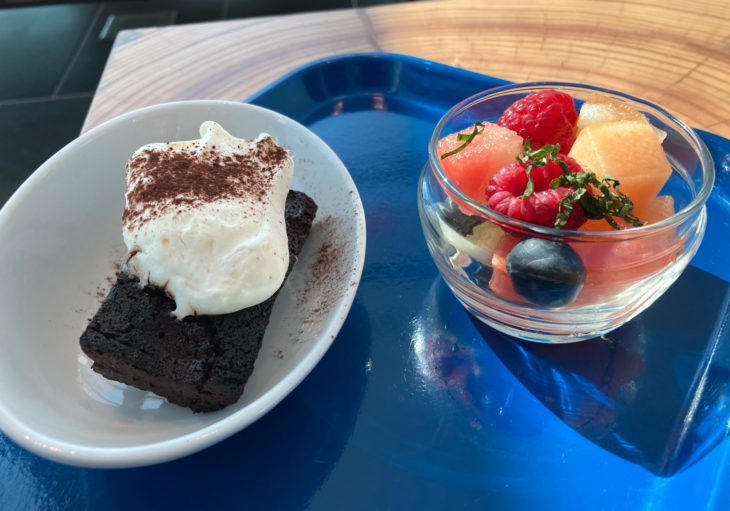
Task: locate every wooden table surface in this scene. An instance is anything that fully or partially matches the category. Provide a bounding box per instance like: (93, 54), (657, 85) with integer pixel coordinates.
(83, 0), (730, 138)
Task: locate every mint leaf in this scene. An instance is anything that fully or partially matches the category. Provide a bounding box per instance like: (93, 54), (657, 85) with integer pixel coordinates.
(440, 122), (485, 160)
(516, 139), (563, 199)
(555, 188), (587, 228)
(553, 169), (645, 229)
(520, 172), (535, 199)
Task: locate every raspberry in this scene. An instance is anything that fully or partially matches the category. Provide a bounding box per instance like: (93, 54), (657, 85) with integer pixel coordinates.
(498, 90), (579, 152)
(561, 153), (584, 175)
(485, 154), (587, 230)
(530, 156), (564, 191)
(534, 187), (586, 230)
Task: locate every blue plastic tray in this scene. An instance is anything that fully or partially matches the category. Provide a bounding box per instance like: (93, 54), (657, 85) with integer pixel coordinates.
(3, 53), (730, 510)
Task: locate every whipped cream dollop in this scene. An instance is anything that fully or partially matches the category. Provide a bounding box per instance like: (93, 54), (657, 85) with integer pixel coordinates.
(122, 121), (294, 319)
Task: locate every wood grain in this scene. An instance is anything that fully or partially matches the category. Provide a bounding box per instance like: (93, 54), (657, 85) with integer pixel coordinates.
(83, 0), (730, 137)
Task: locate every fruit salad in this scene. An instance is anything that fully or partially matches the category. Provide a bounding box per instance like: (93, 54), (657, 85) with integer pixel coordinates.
(437, 89), (682, 309)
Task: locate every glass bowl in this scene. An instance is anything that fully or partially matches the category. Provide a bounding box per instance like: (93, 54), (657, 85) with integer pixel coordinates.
(418, 83), (714, 343)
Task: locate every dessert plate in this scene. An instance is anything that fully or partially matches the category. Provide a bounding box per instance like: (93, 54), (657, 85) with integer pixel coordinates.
(0, 101), (366, 468)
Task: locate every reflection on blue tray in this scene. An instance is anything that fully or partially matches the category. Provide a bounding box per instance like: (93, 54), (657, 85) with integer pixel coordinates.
(3, 53), (730, 510)
(477, 264), (730, 476)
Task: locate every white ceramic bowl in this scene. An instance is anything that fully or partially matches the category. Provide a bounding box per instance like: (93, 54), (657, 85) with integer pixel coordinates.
(0, 101), (366, 468)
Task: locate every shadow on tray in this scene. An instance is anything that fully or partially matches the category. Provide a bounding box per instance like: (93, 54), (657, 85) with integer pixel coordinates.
(468, 265), (730, 477)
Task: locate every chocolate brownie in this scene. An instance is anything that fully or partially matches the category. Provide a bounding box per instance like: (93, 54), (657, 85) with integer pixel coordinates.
(80, 190), (318, 413)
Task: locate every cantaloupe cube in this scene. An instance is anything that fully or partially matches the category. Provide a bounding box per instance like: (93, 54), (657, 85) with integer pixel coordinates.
(637, 195), (675, 224)
(568, 121), (672, 210)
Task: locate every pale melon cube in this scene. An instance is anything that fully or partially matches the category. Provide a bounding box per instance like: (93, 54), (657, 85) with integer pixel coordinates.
(439, 218), (503, 264)
(577, 94), (667, 143)
(568, 120), (672, 209)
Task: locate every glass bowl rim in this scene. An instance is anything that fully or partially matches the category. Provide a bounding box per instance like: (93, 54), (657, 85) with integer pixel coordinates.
(428, 82), (715, 240)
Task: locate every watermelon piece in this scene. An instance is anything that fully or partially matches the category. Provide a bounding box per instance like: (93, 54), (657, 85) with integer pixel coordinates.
(438, 123), (524, 204)
(571, 233), (679, 306)
(488, 229), (679, 308)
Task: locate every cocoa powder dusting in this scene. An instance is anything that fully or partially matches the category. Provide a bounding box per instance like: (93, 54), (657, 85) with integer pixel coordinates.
(123, 135), (288, 229)
(296, 215), (359, 324)
(76, 252), (129, 318)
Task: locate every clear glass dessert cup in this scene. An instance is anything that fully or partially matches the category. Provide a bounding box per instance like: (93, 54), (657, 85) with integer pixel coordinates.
(418, 83), (714, 343)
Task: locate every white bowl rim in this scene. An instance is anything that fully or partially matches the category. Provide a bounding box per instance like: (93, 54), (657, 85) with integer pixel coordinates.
(0, 100), (367, 468)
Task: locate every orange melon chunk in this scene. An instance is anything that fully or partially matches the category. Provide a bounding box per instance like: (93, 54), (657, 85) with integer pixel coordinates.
(568, 120), (672, 210)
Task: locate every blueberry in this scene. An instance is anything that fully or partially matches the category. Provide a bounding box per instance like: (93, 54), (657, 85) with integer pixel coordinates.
(506, 238), (586, 308)
(440, 197), (486, 236)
